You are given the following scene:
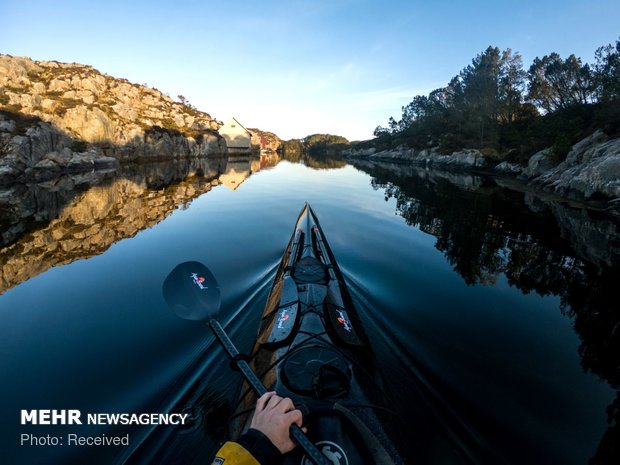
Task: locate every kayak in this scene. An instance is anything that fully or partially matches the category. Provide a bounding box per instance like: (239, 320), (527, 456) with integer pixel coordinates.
(229, 203), (404, 465)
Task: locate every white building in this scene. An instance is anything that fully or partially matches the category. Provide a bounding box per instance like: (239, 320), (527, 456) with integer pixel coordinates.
(218, 117), (253, 153)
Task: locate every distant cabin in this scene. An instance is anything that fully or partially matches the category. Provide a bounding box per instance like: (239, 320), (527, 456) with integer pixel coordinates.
(218, 118), (253, 153)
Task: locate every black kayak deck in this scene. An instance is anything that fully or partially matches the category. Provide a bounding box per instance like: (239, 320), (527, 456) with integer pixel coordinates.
(232, 204), (403, 465)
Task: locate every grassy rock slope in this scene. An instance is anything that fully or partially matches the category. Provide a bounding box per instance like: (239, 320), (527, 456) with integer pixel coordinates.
(0, 55), (227, 183)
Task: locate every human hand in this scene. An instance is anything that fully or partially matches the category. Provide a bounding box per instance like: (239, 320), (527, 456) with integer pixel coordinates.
(250, 391), (305, 454)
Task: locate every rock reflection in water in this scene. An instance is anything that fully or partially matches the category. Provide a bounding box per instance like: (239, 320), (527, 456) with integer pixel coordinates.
(0, 151), (347, 295)
(0, 157), (226, 294)
(353, 159), (620, 464)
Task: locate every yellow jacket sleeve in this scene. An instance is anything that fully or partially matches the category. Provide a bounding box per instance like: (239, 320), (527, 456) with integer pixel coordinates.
(211, 441), (260, 465)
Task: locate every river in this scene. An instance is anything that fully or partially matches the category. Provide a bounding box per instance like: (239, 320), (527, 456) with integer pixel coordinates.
(1, 154), (618, 465)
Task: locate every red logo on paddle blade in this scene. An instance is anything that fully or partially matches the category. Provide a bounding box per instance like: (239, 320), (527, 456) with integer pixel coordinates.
(190, 273), (208, 290)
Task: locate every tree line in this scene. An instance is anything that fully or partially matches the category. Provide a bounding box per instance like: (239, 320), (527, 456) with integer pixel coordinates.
(372, 38), (620, 163)
(280, 133), (349, 155)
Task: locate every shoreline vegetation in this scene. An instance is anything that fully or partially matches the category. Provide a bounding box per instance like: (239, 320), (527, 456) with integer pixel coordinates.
(369, 41), (620, 160)
(342, 39), (620, 211)
(287, 40), (620, 212)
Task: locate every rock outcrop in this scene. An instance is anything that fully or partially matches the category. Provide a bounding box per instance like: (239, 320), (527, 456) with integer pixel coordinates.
(0, 55), (221, 142)
(0, 114), (120, 184)
(344, 145), (489, 170)
(528, 131), (620, 201)
(346, 131), (620, 208)
(249, 128), (281, 152)
(523, 148), (555, 178)
(0, 54), (229, 184)
(494, 161), (522, 175)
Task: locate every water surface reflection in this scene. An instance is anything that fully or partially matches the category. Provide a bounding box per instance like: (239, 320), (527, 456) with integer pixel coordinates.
(1, 156), (618, 465)
(352, 159), (620, 464)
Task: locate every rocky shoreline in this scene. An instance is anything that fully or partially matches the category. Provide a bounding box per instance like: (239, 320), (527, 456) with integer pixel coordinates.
(344, 130), (620, 211)
(2, 53), (618, 206)
(0, 55), (232, 185)
(0, 111), (226, 184)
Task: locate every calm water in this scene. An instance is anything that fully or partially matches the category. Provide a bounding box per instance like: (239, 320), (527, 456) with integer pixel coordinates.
(1, 155), (618, 465)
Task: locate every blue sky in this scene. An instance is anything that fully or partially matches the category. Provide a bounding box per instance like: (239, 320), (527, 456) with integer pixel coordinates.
(2, 0), (619, 140)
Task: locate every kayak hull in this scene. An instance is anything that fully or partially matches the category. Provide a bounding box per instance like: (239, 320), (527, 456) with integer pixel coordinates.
(231, 204), (403, 465)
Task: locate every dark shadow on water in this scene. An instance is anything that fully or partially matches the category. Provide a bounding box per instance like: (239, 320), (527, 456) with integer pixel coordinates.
(352, 159), (620, 465)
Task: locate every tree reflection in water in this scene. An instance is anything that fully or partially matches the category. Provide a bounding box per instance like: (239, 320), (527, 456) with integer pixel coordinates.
(359, 160), (619, 464)
(2, 153), (617, 463)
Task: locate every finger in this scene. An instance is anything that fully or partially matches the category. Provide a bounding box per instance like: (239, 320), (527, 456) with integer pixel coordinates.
(284, 408), (303, 427)
(275, 397), (295, 413)
(264, 393), (283, 410)
(255, 391), (276, 413)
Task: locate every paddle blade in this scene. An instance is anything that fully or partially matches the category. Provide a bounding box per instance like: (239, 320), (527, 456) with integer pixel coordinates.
(162, 261), (221, 320)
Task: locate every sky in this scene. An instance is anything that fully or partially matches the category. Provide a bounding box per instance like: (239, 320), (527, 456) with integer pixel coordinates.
(1, 0), (619, 141)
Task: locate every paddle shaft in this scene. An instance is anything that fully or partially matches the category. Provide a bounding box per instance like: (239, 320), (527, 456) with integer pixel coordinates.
(208, 320), (331, 465)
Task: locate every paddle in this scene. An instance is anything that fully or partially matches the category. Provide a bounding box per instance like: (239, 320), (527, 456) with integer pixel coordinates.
(162, 261), (331, 465)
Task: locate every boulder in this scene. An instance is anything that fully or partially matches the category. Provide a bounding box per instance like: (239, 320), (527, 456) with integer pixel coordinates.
(530, 134), (620, 200)
(0, 55), (41, 86)
(25, 123), (73, 165)
(448, 149), (487, 168)
(370, 146), (414, 162)
(41, 99), (56, 111)
(494, 161), (523, 175)
(32, 82), (46, 94)
(80, 78), (100, 93)
(68, 151), (97, 169)
(0, 119), (16, 132)
(564, 130), (608, 166)
(112, 103), (137, 121)
(93, 155), (119, 169)
(48, 78), (70, 92)
(62, 107), (114, 143)
(45, 148), (73, 167)
(524, 148), (555, 178)
(553, 139), (620, 199)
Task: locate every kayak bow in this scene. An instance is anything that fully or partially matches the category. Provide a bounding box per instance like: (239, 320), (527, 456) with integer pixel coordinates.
(231, 203), (403, 465)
